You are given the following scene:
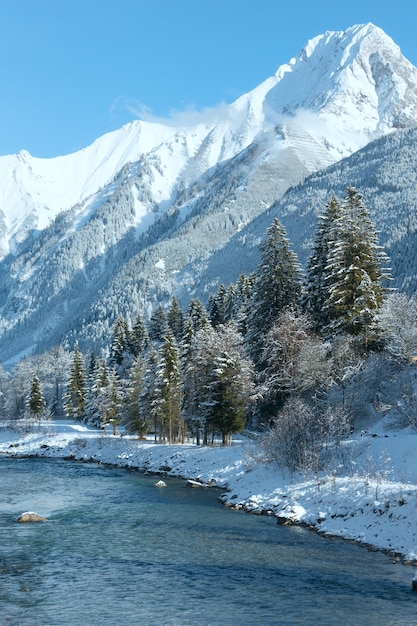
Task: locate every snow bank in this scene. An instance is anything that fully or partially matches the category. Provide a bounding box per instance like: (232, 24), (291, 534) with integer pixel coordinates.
(1, 420), (417, 564)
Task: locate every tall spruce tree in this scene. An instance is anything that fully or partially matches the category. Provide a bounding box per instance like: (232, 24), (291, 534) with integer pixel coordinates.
(167, 297), (184, 342)
(148, 304), (168, 343)
(109, 316), (129, 367)
(154, 330), (183, 443)
(187, 298), (209, 334)
(303, 194), (342, 332)
(139, 348), (160, 443)
(247, 218), (302, 368)
(323, 187), (390, 345)
(28, 374), (45, 417)
(123, 354), (150, 438)
(209, 284), (228, 326)
(128, 312), (148, 357)
(63, 343), (86, 421)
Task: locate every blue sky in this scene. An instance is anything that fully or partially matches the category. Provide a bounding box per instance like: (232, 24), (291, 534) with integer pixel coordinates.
(1, 0), (416, 158)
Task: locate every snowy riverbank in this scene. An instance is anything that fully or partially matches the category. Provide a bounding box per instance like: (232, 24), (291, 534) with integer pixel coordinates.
(1, 420), (417, 564)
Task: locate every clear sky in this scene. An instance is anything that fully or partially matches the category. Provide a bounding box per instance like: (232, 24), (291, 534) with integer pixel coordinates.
(1, 0), (416, 158)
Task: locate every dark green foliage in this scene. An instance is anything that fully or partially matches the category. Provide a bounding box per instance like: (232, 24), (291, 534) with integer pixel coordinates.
(167, 297), (184, 342)
(209, 284), (228, 326)
(63, 343), (86, 421)
(122, 355), (150, 437)
(109, 316), (129, 366)
(28, 375), (45, 416)
(247, 218), (302, 367)
(187, 299), (209, 335)
(148, 304), (168, 343)
(303, 194), (342, 331)
(128, 312), (148, 357)
(154, 330), (183, 443)
(321, 188), (390, 344)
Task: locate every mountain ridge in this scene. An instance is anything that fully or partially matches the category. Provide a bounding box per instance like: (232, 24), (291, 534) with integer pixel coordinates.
(1, 23), (417, 362)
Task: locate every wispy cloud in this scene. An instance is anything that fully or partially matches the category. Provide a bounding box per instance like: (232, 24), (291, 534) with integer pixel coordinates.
(110, 95), (232, 128)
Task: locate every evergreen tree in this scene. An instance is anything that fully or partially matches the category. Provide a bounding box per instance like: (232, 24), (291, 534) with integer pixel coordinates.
(123, 355), (150, 437)
(0, 365), (9, 421)
(28, 374), (45, 416)
(139, 348), (160, 442)
(109, 316), (129, 370)
(247, 218), (302, 368)
(303, 194), (342, 332)
(148, 304), (168, 343)
(88, 359), (121, 434)
(104, 368), (122, 435)
(183, 324), (253, 445)
(154, 330), (183, 443)
(63, 343), (87, 421)
(323, 187), (390, 345)
(233, 273), (254, 336)
(209, 284), (228, 327)
(128, 312), (148, 357)
(167, 297), (184, 343)
(186, 298), (209, 335)
(84, 353), (101, 425)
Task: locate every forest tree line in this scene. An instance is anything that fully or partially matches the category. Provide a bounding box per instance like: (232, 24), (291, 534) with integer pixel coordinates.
(2, 188), (417, 471)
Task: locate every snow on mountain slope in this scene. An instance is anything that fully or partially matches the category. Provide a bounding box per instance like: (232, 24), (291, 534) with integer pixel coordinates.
(1, 23), (416, 260)
(2, 23), (417, 361)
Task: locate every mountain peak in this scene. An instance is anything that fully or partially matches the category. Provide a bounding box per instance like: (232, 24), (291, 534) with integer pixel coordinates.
(260, 22), (417, 154)
(299, 23), (393, 62)
(2, 24), (417, 361)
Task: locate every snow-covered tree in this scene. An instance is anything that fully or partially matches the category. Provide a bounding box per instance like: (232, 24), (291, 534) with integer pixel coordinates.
(153, 330), (183, 443)
(87, 359), (121, 434)
(303, 194), (342, 331)
(167, 296), (184, 343)
(128, 312), (148, 357)
(34, 345), (71, 418)
(122, 355), (150, 438)
(209, 284), (229, 327)
(247, 218), (302, 368)
(139, 348), (160, 442)
(183, 323), (253, 445)
(109, 316), (131, 374)
(28, 374), (45, 417)
(63, 343), (87, 421)
(378, 292), (417, 363)
(323, 187), (390, 346)
(232, 273), (254, 336)
(186, 298), (209, 335)
(260, 308), (330, 411)
(148, 304), (168, 343)
(0, 365), (9, 422)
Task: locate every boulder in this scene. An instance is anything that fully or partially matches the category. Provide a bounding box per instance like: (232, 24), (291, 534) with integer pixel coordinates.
(15, 511), (47, 523)
(154, 480), (167, 488)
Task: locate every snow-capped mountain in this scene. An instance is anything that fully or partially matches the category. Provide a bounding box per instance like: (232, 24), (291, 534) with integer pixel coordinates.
(1, 23), (417, 362)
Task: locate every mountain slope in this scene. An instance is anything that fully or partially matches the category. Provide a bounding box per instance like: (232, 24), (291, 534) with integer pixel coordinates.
(1, 23), (417, 362)
(189, 125), (417, 298)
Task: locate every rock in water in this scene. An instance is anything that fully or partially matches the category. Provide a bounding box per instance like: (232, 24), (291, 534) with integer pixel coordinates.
(15, 511), (47, 523)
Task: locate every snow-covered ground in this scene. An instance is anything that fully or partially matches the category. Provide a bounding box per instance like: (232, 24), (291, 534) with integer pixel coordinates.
(1, 419), (417, 565)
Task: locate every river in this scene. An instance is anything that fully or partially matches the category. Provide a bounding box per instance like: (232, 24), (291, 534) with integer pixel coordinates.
(0, 456), (416, 625)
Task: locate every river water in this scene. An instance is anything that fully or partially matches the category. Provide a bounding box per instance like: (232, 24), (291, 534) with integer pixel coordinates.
(0, 456), (416, 625)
